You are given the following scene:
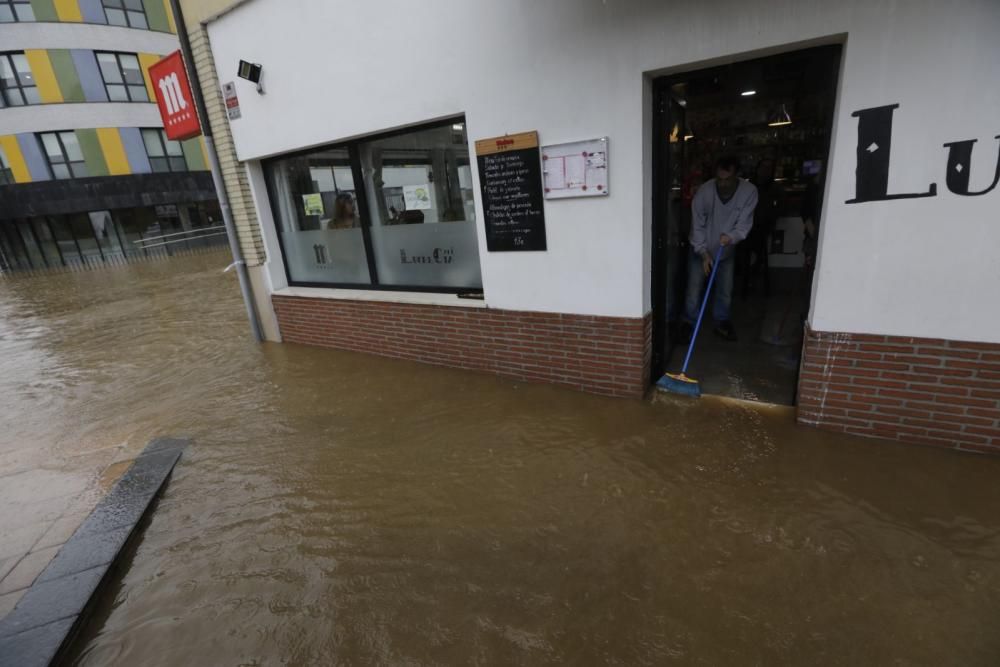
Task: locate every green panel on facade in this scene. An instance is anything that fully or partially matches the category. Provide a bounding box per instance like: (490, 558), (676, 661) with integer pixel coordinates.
(142, 0), (170, 32)
(48, 50), (85, 103)
(75, 129), (109, 177)
(29, 0), (58, 21)
(181, 138), (206, 171)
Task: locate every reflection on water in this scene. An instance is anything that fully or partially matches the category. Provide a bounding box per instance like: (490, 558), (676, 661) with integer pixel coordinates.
(1, 253), (998, 665)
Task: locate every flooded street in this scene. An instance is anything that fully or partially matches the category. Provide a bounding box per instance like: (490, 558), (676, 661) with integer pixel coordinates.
(0, 253), (998, 665)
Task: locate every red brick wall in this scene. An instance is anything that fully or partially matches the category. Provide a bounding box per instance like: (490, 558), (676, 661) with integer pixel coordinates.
(798, 327), (1000, 454)
(273, 295), (652, 398)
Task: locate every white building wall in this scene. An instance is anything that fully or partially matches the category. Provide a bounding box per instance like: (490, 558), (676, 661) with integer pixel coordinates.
(0, 22), (179, 54)
(207, 0), (1000, 341)
(0, 103), (163, 135)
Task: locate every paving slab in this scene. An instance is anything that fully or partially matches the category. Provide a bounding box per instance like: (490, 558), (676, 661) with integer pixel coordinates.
(0, 437), (188, 666)
(0, 547), (61, 596)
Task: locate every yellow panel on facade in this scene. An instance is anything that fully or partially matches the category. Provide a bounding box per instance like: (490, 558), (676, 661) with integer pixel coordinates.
(138, 53), (162, 101)
(0, 135), (32, 183)
(96, 128), (131, 175)
(24, 50), (64, 103)
(200, 137), (210, 171)
(163, 0), (177, 33)
(53, 0), (83, 21)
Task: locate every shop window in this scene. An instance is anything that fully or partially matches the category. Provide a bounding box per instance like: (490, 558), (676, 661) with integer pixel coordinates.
(358, 122), (480, 289)
(263, 117), (482, 291)
(0, 0), (34, 23)
(39, 131), (88, 180)
(0, 144), (14, 184)
(102, 0), (147, 29)
(0, 52), (40, 107)
(96, 52), (148, 102)
(141, 128), (187, 172)
(265, 147), (372, 285)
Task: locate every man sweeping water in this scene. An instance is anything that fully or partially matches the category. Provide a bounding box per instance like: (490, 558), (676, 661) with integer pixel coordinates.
(659, 155), (757, 397)
(681, 155), (758, 343)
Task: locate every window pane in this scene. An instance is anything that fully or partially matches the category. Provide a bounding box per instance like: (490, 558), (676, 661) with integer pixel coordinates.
(141, 129), (164, 156)
(119, 54), (143, 84)
(6, 91), (25, 106)
(105, 8), (126, 25)
(265, 148), (372, 285)
(52, 164), (71, 179)
(40, 133), (63, 160)
(168, 156), (186, 172)
(14, 4), (34, 21)
(12, 53), (33, 86)
(123, 0), (143, 10)
(106, 84), (128, 101)
(70, 162), (89, 178)
(127, 84), (147, 101)
(0, 7), (14, 22)
(96, 53), (123, 83)
(0, 57), (16, 87)
(359, 122), (481, 288)
(127, 10), (146, 28)
(163, 137), (184, 157)
(149, 156), (168, 172)
(60, 132), (84, 162)
(103, 0), (124, 9)
(21, 87), (38, 104)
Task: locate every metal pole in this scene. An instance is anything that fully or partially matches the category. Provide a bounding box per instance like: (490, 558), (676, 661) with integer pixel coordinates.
(169, 0), (263, 342)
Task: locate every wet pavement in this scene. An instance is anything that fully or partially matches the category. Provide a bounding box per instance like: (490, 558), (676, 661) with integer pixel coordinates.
(1, 253), (999, 665)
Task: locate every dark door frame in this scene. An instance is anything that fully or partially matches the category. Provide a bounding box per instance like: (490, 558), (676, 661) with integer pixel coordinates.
(649, 43), (843, 386)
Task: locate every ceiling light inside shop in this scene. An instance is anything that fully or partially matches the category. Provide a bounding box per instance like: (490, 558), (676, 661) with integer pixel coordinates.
(452, 124), (464, 131)
(768, 103), (793, 127)
(741, 90), (756, 96)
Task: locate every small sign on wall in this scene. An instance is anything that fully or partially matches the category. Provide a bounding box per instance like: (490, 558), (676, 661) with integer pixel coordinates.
(222, 81), (241, 120)
(542, 137), (609, 199)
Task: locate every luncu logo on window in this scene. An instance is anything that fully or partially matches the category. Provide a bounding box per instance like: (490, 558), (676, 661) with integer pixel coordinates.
(148, 51), (202, 141)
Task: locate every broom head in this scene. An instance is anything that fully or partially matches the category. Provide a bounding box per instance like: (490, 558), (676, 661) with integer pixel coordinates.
(656, 372), (702, 397)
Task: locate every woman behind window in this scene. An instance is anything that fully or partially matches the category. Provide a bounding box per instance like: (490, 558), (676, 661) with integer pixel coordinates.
(329, 194), (357, 230)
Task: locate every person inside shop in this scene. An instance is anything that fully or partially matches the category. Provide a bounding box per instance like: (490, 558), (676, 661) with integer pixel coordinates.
(329, 193), (358, 230)
(681, 154), (758, 343)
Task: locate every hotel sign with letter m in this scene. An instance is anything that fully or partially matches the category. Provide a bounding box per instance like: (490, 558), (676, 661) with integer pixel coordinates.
(148, 50), (201, 141)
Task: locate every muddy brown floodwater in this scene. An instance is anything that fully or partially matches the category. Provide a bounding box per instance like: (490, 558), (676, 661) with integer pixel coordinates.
(1, 252), (998, 666)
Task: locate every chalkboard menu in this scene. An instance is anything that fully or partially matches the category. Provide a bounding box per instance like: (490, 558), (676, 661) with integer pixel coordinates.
(475, 131), (547, 252)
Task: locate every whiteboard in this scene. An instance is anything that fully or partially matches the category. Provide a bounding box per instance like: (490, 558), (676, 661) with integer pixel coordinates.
(541, 137), (609, 199)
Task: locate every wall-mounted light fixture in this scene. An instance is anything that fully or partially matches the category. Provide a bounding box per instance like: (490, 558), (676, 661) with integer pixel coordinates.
(237, 60), (264, 94)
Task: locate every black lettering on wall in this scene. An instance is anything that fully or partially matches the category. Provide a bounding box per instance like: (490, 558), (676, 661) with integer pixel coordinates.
(943, 135), (1000, 197)
(846, 104), (937, 204)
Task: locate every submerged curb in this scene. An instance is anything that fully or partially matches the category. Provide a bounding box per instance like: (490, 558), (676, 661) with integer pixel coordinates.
(0, 437), (189, 667)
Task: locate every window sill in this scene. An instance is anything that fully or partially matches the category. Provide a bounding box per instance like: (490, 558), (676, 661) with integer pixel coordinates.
(273, 286), (488, 309)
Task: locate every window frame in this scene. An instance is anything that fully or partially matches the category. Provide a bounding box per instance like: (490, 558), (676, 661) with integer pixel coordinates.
(0, 0), (35, 23)
(101, 0), (148, 29)
(0, 144), (14, 184)
(262, 115), (482, 295)
(95, 51), (149, 102)
(140, 128), (188, 173)
(38, 131), (89, 180)
(0, 51), (40, 107)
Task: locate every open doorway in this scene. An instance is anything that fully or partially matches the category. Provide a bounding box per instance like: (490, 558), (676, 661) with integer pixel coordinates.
(650, 44), (842, 405)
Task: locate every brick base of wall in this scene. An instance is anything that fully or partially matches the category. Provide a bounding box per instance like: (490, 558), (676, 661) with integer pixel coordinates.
(797, 327), (1000, 454)
(273, 295), (652, 398)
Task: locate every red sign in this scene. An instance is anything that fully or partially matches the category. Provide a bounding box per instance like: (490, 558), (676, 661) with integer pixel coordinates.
(148, 50), (201, 141)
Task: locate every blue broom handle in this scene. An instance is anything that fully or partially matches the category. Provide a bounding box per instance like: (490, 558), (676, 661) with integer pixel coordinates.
(681, 244), (725, 375)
